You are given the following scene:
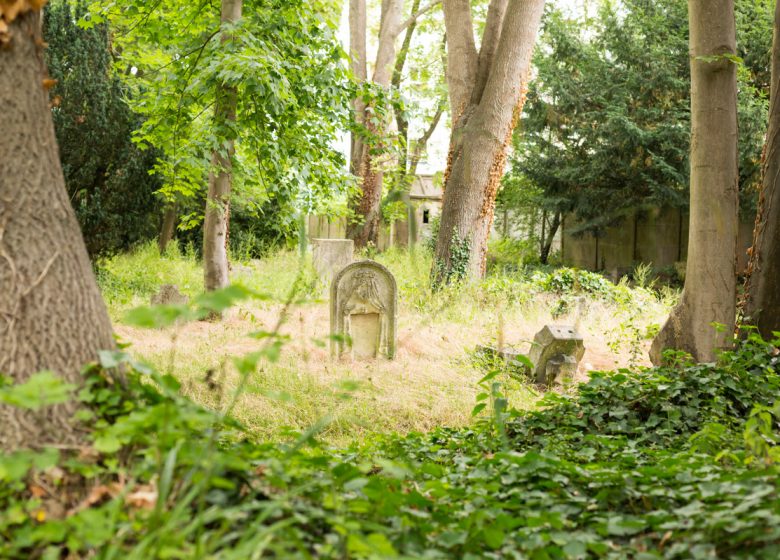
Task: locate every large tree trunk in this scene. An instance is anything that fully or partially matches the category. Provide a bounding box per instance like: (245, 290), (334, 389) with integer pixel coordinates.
(203, 0), (242, 292)
(0, 8), (115, 451)
(743, 0), (780, 340)
(434, 0), (545, 283)
(650, 0), (739, 364)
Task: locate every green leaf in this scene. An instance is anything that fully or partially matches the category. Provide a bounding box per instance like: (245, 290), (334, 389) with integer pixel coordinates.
(0, 371), (76, 410)
(471, 403), (487, 417)
(483, 526), (505, 549)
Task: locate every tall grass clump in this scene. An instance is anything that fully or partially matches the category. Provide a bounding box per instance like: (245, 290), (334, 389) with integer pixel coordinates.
(96, 241), (202, 314)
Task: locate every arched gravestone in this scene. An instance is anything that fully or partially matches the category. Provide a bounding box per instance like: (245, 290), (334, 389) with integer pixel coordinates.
(330, 260), (397, 359)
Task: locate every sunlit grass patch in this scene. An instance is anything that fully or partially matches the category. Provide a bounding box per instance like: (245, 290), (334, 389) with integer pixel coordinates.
(106, 245), (675, 443)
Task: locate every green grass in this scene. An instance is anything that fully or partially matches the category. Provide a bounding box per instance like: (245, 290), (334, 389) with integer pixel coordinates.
(99, 241), (675, 444)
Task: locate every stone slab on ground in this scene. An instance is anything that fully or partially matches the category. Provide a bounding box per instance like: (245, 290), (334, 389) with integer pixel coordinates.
(151, 284), (189, 305)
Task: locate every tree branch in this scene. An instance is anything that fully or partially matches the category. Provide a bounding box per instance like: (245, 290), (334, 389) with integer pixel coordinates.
(409, 98), (446, 177)
(397, 0), (442, 34)
(471, 0), (509, 106)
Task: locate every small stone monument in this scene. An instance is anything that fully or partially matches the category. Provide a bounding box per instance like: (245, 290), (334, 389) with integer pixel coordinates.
(312, 239), (354, 291)
(151, 284), (189, 305)
(528, 325), (585, 385)
(330, 260), (397, 359)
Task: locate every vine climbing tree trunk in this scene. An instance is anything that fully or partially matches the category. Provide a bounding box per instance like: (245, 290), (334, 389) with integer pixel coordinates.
(347, 0), (441, 249)
(650, 0), (739, 364)
(0, 5), (115, 451)
(346, 0), (403, 249)
(203, 0), (242, 292)
(743, 0), (780, 340)
(434, 0), (545, 283)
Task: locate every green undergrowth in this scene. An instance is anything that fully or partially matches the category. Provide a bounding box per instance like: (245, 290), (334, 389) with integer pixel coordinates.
(98, 242), (675, 323)
(2, 317), (780, 558)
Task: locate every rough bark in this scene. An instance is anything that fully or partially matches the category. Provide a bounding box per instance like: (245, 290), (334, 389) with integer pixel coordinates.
(158, 204), (177, 254)
(0, 8), (115, 451)
(346, 0), (404, 248)
(743, 0), (780, 340)
(650, 0), (739, 364)
(441, 0), (477, 126)
(203, 0), (242, 292)
(434, 0), (545, 282)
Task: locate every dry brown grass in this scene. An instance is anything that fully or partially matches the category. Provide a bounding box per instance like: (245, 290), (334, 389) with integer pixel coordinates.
(112, 251), (672, 445)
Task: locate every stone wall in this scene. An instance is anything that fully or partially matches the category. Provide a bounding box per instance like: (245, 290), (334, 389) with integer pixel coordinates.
(562, 207), (754, 277)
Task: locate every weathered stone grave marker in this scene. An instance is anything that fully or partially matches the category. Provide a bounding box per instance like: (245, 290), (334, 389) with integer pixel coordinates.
(528, 325), (584, 385)
(330, 260), (397, 359)
(312, 238), (354, 293)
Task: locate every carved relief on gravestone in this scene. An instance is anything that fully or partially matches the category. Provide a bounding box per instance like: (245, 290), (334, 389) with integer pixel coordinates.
(312, 239), (354, 292)
(330, 260), (397, 359)
(528, 324), (585, 385)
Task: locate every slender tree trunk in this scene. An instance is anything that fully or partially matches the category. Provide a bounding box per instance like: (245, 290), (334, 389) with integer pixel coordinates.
(392, 0), (421, 180)
(434, 0), (545, 283)
(349, 0), (367, 177)
(347, 0), (404, 249)
(743, 0), (780, 339)
(203, 0), (242, 292)
(0, 8), (115, 451)
(540, 212), (560, 264)
(651, 0), (739, 364)
(158, 204), (177, 254)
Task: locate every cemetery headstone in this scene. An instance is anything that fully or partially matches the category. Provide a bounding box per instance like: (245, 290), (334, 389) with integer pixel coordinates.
(330, 260), (397, 359)
(312, 238), (354, 292)
(528, 324), (584, 385)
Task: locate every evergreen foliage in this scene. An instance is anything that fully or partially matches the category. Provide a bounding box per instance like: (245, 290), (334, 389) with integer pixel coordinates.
(506, 0), (772, 234)
(44, 1), (161, 257)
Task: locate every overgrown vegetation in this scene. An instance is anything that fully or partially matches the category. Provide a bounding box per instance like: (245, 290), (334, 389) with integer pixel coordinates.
(92, 245), (670, 443)
(2, 312), (779, 558)
(45, 0), (161, 257)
